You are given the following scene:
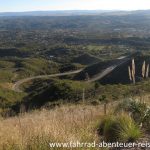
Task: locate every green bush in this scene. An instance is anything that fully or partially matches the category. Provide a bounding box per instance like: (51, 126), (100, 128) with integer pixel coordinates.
(117, 114), (142, 142)
(99, 114), (141, 142)
(99, 115), (118, 142)
(116, 99), (150, 131)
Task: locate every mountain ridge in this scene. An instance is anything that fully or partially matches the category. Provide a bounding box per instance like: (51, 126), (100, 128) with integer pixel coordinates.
(0, 9), (150, 17)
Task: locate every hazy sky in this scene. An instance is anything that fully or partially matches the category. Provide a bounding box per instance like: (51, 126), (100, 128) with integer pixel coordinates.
(0, 0), (150, 12)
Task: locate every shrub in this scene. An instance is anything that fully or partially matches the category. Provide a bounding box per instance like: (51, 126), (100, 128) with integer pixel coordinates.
(116, 99), (150, 131)
(99, 113), (141, 142)
(117, 114), (142, 142)
(99, 115), (118, 142)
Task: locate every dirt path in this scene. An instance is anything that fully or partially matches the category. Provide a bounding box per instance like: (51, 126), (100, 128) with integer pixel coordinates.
(88, 65), (117, 82)
(88, 57), (129, 82)
(12, 69), (83, 92)
(12, 56), (130, 93)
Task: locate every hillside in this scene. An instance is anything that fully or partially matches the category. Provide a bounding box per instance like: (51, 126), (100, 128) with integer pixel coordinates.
(100, 54), (150, 84)
(72, 53), (101, 65)
(1, 5), (150, 150)
(74, 52), (149, 84)
(0, 104), (107, 150)
(74, 55), (130, 80)
(1, 99), (150, 150)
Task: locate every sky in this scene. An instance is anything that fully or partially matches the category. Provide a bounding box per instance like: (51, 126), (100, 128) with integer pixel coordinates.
(0, 0), (150, 12)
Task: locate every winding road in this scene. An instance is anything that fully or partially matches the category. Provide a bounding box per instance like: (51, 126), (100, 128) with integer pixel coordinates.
(12, 69), (83, 92)
(12, 56), (129, 92)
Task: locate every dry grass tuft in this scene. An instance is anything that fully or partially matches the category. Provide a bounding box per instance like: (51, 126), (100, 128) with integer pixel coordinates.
(0, 82), (14, 90)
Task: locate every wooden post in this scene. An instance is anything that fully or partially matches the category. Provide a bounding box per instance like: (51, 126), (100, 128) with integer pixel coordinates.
(104, 103), (107, 115)
(82, 88), (85, 103)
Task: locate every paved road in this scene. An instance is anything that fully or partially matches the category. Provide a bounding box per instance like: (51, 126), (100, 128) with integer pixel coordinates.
(12, 69), (83, 92)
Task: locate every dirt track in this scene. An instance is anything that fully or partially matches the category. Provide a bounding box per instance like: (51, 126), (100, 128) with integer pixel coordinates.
(12, 56), (129, 92)
(12, 69), (83, 92)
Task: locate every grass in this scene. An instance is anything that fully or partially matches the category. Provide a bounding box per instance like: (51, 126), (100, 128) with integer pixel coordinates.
(0, 57), (60, 82)
(116, 98), (150, 132)
(86, 45), (105, 51)
(0, 60), (15, 68)
(117, 114), (142, 142)
(72, 53), (100, 65)
(0, 99), (149, 150)
(17, 58), (59, 79)
(0, 104), (111, 150)
(18, 79), (95, 110)
(0, 70), (14, 82)
(99, 113), (142, 142)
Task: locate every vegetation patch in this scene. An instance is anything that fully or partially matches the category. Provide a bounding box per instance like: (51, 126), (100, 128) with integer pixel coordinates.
(99, 113), (142, 142)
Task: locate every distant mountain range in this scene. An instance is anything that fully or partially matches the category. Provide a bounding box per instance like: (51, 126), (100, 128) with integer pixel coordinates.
(0, 10), (115, 17)
(0, 10), (150, 17)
